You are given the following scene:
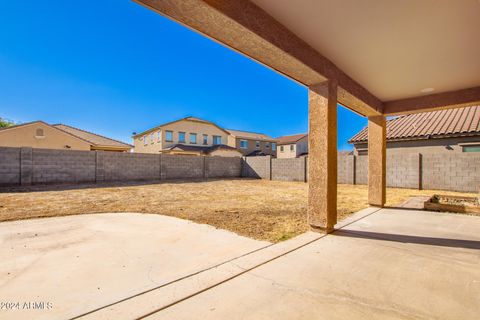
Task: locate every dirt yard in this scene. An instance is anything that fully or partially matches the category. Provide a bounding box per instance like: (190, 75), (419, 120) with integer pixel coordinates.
(0, 179), (475, 242)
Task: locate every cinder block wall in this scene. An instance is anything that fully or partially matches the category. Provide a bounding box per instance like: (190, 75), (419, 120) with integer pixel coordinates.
(161, 154), (204, 180)
(422, 153), (480, 192)
(1, 147), (478, 192)
(206, 156), (242, 178)
(355, 155), (368, 185)
(242, 153), (480, 192)
(0, 147), (21, 185)
(32, 149), (96, 184)
(271, 158), (306, 182)
(337, 152), (355, 184)
(242, 156), (271, 179)
(386, 153), (421, 189)
(99, 152), (160, 182)
(0, 147), (243, 186)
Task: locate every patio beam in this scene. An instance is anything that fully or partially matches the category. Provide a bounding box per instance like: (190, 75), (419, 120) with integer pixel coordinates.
(383, 86), (480, 115)
(368, 115), (386, 207)
(308, 81), (337, 233)
(134, 0), (383, 117)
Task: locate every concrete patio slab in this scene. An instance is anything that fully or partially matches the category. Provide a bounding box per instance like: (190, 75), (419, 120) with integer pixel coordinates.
(145, 208), (480, 320)
(0, 213), (269, 320)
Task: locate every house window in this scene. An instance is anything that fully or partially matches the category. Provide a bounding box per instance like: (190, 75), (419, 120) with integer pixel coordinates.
(213, 135), (222, 145)
(150, 133), (154, 144)
(240, 140), (248, 149)
(255, 141), (260, 149)
(203, 134), (208, 145)
(265, 142), (270, 149)
(157, 131), (161, 142)
(280, 146), (284, 152)
(272, 143), (276, 151)
(165, 130), (173, 142)
(190, 133), (197, 144)
(143, 135), (148, 146)
(290, 144), (294, 151)
(463, 145), (480, 153)
(35, 128), (44, 137)
(178, 132), (186, 143)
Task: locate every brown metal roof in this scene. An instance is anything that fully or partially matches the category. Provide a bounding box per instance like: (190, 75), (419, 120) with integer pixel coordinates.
(349, 105), (480, 143)
(276, 133), (307, 145)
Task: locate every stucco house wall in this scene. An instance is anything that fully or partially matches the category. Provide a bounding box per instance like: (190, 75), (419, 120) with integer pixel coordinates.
(277, 136), (308, 158)
(0, 122), (91, 151)
(232, 137), (275, 156)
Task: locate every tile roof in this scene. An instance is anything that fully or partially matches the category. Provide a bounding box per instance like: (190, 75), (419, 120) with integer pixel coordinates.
(53, 124), (132, 148)
(349, 106), (480, 143)
(276, 133), (307, 145)
(226, 129), (275, 141)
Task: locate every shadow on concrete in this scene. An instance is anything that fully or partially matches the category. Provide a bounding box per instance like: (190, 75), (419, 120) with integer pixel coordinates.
(0, 178), (258, 194)
(333, 229), (480, 250)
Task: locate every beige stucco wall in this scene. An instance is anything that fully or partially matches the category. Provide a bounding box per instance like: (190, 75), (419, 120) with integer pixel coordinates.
(277, 136), (308, 158)
(234, 138), (276, 156)
(133, 130), (163, 153)
(0, 122), (91, 151)
(277, 143), (296, 158)
(353, 136), (480, 155)
(133, 119), (229, 154)
(296, 135), (308, 155)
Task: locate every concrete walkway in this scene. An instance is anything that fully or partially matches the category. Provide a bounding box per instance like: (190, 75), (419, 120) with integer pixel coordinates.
(1, 208), (479, 319)
(0, 213), (269, 320)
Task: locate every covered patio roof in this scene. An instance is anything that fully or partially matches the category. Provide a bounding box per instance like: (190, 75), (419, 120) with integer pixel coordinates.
(134, 0), (480, 116)
(133, 0), (480, 233)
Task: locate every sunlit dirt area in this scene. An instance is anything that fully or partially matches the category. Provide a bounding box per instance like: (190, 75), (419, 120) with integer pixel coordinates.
(0, 179), (475, 242)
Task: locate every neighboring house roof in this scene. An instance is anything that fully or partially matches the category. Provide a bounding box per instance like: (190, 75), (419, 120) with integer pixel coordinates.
(0, 120), (132, 150)
(0, 121), (94, 145)
(225, 129), (276, 141)
(0, 120), (48, 132)
(163, 143), (240, 155)
(276, 133), (307, 145)
(246, 150), (268, 157)
(133, 116), (230, 138)
(349, 105), (480, 144)
(53, 124), (132, 149)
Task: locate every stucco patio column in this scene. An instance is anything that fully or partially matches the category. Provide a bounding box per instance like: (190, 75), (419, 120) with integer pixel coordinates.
(368, 115), (386, 207)
(308, 81), (337, 233)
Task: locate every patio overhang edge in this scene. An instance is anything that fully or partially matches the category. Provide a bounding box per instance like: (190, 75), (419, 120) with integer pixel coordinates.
(133, 0), (383, 117)
(383, 86), (480, 116)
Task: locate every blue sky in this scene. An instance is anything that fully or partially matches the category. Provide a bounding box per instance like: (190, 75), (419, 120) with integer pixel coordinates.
(0, 0), (366, 150)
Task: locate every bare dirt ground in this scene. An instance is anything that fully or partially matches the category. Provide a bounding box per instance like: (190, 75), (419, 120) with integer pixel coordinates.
(0, 179), (475, 242)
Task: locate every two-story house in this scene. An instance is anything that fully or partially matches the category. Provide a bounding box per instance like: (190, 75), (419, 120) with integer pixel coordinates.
(276, 133), (308, 158)
(133, 117), (277, 157)
(132, 117), (241, 156)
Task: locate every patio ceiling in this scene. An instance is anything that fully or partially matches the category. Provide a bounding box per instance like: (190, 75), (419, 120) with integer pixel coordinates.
(135, 0), (480, 116)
